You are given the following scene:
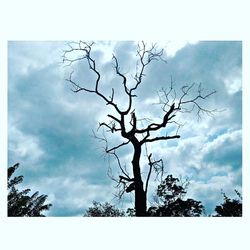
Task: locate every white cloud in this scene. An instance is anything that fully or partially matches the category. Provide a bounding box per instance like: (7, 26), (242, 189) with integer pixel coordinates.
(8, 41), (64, 76)
(94, 41), (118, 63)
(8, 124), (44, 165)
(29, 175), (115, 216)
(188, 170), (242, 214)
(224, 76), (242, 95)
(163, 40), (199, 57)
(142, 40), (199, 58)
(201, 129), (242, 168)
(202, 129), (241, 154)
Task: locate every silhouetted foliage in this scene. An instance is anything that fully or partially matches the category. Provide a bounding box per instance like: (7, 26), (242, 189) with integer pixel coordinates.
(84, 201), (125, 217)
(126, 208), (136, 217)
(8, 163), (52, 217)
(214, 190), (242, 217)
(147, 175), (204, 216)
(86, 175), (204, 217)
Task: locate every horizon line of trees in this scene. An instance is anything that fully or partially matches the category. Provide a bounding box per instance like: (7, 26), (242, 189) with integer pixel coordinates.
(8, 163), (242, 217)
(84, 175), (242, 217)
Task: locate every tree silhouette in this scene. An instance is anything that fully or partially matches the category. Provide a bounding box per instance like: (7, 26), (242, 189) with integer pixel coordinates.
(85, 175), (204, 217)
(63, 41), (216, 216)
(148, 175), (204, 216)
(84, 201), (125, 217)
(214, 190), (242, 217)
(8, 163), (52, 217)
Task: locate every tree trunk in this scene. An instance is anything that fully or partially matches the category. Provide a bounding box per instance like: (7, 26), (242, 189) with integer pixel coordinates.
(132, 142), (147, 216)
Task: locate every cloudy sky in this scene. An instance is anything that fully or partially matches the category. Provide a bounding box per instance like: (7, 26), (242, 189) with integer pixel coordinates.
(8, 41), (242, 216)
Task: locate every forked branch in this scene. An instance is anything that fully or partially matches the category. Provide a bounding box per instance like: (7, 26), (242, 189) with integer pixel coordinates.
(65, 41), (217, 204)
(145, 153), (164, 194)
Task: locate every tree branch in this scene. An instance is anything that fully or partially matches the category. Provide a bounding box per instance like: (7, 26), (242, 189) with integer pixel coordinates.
(112, 55), (130, 95)
(136, 103), (176, 134)
(142, 135), (180, 144)
(63, 41), (123, 115)
(131, 41), (166, 94)
(106, 140), (130, 153)
(145, 153), (153, 195)
(98, 122), (121, 133)
(107, 114), (121, 124)
(177, 83), (217, 120)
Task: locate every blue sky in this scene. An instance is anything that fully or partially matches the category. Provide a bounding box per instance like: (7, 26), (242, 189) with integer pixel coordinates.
(8, 41), (242, 216)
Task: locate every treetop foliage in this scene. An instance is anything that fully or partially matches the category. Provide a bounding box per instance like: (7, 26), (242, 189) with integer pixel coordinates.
(214, 190), (242, 217)
(147, 175), (204, 217)
(85, 177), (242, 217)
(8, 163), (52, 217)
(84, 201), (125, 217)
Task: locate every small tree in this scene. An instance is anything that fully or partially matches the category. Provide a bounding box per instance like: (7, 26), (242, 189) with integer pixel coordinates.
(8, 163), (52, 217)
(84, 201), (125, 217)
(214, 190), (242, 217)
(148, 175), (204, 216)
(63, 41), (216, 216)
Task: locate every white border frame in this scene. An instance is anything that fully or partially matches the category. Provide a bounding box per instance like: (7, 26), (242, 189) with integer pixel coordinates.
(0, 1), (249, 249)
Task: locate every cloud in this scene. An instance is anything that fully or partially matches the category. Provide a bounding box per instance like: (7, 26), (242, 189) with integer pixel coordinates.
(34, 175), (114, 217)
(201, 129), (242, 169)
(8, 124), (45, 166)
(8, 41), (242, 216)
(188, 170), (242, 214)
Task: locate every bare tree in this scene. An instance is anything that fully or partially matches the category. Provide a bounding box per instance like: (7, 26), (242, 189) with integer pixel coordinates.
(63, 41), (216, 216)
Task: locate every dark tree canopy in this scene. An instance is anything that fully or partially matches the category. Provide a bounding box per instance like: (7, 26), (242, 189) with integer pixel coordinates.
(85, 174), (204, 217)
(147, 175), (204, 217)
(84, 177), (242, 217)
(8, 163), (52, 217)
(84, 201), (125, 217)
(214, 190), (242, 217)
